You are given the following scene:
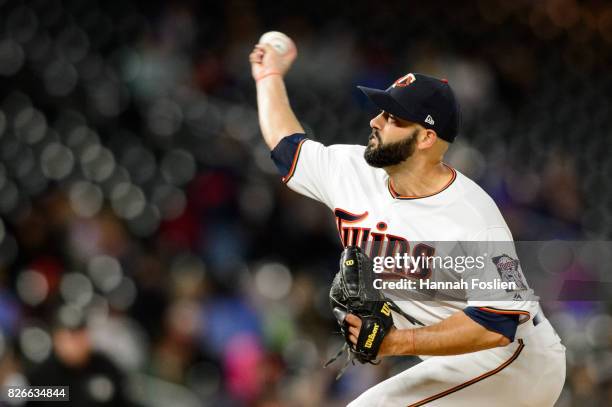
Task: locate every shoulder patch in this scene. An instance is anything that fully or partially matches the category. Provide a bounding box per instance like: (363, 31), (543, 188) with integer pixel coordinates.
(492, 254), (528, 291)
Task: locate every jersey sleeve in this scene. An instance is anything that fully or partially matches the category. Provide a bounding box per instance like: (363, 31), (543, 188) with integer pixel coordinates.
(463, 226), (539, 325)
(270, 133), (348, 209)
(463, 306), (519, 341)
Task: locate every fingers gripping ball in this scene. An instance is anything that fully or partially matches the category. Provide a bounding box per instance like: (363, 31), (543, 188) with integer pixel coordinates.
(258, 31), (297, 56)
(251, 31), (297, 81)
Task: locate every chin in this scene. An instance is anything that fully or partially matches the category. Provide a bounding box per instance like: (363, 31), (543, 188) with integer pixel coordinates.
(367, 140), (380, 149)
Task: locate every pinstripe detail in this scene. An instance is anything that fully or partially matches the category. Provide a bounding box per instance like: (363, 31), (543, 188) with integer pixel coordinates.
(281, 138), (307, 183)
(478, 307), (531, 325)
(406, 339), (525, 407)
(478, 307), (530, 318)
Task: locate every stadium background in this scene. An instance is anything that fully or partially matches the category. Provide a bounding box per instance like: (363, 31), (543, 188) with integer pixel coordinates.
(0, 0), (611, 405)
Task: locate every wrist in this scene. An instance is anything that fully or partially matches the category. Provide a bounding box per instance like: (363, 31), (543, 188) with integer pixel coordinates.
(255, 71), (283, 82)
(384, 328), (416, 356)
(380, 327), (399, 357)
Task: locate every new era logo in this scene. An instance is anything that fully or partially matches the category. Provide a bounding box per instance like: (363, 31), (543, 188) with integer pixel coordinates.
(424, 115), (435, 125)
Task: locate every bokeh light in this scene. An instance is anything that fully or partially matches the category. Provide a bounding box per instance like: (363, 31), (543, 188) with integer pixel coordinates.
(16, 270), (49, 307)
(254, 262), (292, 300)
(60, 272), (94, 308)
(69, 181), (104, 217)
(87, 255), (123, 293)
(19, 326), (52, 363)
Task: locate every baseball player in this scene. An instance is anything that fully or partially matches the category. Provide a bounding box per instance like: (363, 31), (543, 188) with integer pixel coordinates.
(250, 40), (566, 406)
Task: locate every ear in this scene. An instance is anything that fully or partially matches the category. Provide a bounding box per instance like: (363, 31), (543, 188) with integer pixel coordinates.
(417, 128), (438, 149)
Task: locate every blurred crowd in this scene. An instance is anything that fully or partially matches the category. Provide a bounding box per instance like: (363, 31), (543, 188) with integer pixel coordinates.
(0, 0), (611, 406)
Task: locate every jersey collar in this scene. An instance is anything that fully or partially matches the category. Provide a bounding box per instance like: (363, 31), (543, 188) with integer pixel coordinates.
(387, 164), (457, 200)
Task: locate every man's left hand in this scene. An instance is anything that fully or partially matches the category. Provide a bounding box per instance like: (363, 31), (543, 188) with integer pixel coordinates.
(345, 313), (397, 357)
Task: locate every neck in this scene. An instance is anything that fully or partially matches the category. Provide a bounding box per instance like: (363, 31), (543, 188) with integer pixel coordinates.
(385, 155), (452, 198)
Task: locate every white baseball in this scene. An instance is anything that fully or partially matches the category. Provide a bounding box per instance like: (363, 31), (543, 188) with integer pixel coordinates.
(258, 31), (296, 56)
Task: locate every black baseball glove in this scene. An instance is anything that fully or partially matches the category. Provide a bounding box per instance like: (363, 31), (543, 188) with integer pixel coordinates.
(325, 246), (423, 377)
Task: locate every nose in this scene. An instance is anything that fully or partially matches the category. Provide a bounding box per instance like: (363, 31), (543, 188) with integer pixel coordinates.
(370, 112), (384, 130)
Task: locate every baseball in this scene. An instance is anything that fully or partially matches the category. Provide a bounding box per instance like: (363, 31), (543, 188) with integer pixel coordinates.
(258, 31), (297, 56)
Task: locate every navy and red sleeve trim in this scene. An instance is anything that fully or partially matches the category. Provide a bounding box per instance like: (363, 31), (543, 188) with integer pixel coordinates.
(270, 133), (308, 183)
(463, 306), (521, 342)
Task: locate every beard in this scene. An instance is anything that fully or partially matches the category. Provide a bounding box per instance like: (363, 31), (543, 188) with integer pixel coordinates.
(364, 129), (418, 168)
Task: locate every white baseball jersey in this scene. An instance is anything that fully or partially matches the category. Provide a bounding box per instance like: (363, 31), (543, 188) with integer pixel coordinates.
(271, 135), (566, 406)
(280, 137), (539, 324)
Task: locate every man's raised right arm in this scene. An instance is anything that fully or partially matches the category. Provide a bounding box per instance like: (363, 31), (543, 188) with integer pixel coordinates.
(249, 43), (304, 150)
(249, 39), (343, 209)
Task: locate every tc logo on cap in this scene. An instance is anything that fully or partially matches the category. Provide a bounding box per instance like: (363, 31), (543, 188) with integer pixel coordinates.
(392, 73), (416, 88)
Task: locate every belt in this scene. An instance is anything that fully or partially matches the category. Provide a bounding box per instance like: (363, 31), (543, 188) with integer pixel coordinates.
(532, 313), (542, 326)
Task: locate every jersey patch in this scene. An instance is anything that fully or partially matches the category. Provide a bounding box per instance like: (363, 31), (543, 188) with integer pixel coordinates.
(270, 133), (307, 181)
(492, 254), (527, 291)
(463, 306), (519, 342)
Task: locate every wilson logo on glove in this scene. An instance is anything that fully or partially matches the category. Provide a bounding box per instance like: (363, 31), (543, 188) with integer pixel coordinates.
(325, 246), (424, 379)
(364, 323), (379, 348)
(381, 303), (391, 317)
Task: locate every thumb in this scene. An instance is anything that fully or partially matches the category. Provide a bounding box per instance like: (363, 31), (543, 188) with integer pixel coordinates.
(333, 307), (348, 324)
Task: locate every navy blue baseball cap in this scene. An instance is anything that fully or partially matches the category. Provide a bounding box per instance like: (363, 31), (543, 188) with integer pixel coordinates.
(358, 73), (460, 143)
